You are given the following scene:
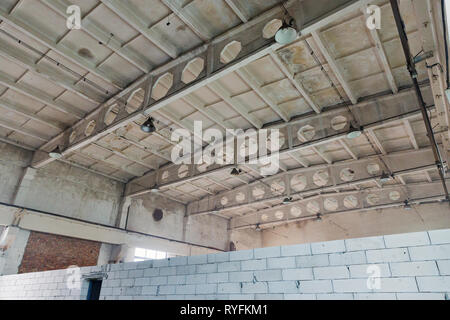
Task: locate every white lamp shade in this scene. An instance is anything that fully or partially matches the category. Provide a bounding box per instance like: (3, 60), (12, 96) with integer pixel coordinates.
(275, 27), (297, 45)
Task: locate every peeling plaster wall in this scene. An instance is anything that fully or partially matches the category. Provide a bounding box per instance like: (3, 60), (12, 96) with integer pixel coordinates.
(262, 202), (450, 247)
(126, 194), (229, 252)
(14, 160), (124, 226)
(0, 142), (32, 204)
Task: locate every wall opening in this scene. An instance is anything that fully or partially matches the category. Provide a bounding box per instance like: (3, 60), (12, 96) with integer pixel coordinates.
(86, 279), (102, 300)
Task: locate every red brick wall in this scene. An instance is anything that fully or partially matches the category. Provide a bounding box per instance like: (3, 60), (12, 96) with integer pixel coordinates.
(18, 231), (101, 273)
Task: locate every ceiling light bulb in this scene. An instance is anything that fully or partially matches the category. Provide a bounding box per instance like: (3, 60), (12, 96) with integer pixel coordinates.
(282, 197), (293, 204)
(49, 146), (63, 159)
(347, 124), (362, 139)
(141, 118), (156, 133)
(403, 200), (412, 210)
(230, 168), (242, 176)
(380, 171), (391, 183)
(275, 19), (297, 45)
(150, 184), (159, 193)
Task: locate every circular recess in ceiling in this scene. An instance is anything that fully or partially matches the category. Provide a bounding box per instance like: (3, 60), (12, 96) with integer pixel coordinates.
(290, 206), (302, 217)
(291, 174), (307, 192)
(261, 213), (269, 222)
(84, 120), (96, 137)
(275, 210), (284, 220)
(78, 48), (94, 59)
(178, 165), (189, 178)
(252, 186), (265, 200)
(262, 19), (283, 39)
(161, 170), (169, 181)
(297, 125), (315, 142)
(104, 103), (119, 125)
(367, 163), (381, 175)
(331, 115), (348, 131)
(267, 131), (285, 152)
(343, 195), (358, 209)
(181, 57), (205, 84)
(340, 168), (355, 182)
(152, 208), (164, 222)
(313, 170), (329, 187)
(389, 191), (401, 201)
(220, 196), (228, 206)
(151, 72), (173, 101)
(220, 40), (242, 64)
(126, 88), (145, 114)
(307, 201), (320, 214)
(324, 198), (339, 211)
(270, 179), (286, 194)
(366, 194), (380, 206)
(235, 192), (246, 202)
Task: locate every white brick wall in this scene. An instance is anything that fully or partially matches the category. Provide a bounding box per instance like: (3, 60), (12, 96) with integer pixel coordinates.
(1, 228), (450, 300)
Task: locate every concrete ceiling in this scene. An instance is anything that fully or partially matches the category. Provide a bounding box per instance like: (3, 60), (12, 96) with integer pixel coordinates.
(0, 0), (448, 226)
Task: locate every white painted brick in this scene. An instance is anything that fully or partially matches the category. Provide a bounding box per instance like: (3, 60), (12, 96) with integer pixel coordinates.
(242, 282), (268, 294)
(218, 283), (241, 294)
(254, 246), (281, 259)
(311, 240), (346, 254)
(267, 257), (296, 269)
(437, 260), (450, 275)
(195, 284), (217, 294)
(329, 251), (367, 265)
(268, 281), (299, 294)
(313, 266), (349, 280)
(282, 268), (314, 281)
(281, 244), (311, 256)
(128, 269), (144, 278)
(229, 249), (254, 261)
(390, 261), (439, 276)
(354, 293), (396, 300)
(229, 271), (254, 282)
(169, 256), (187, 266)
(317, 293), (353, 300)
(284, 294), (316, 300)
(298, 280), (332, 293)
(207, 272), (228, 283)
(168, 275), (186, 285)
(159, 266), (176, 276)
(384, 231), (430, 248)
(218, 261), (240, 272)
(334, 277), (417, 293)
(141, 286), (158, 295)
(188, 255), (208, 265)
(366, 248), (410, 263)
(345, 236), (385, 251)
(143, 268), (159, 277)
(176, 265), (196, 275)
(255, 294), (283, 300)
(296, 254), (329, 267)
(254, 270), (282, 281)
(409, 244), (450, 261)
(349, 264), (391, 278)
(153, 259), (169, 267)
(229, 294), (254, 300)
(207, 252), (229, 263)
(417, 276), (450, 292)
(121, 278), (134, 286)
(205, 294), (230, 300)
(196, 263), (218, 274)
(397, 293), (446, 300)
(134, 277), (151, 286)
(185, 274), (206, 284)
(175, 285), (196, 295)
(241, 259), (267, 271)
(428, 229), (450, 244)
(184, 294), (205, 300)
(149, 276), (167, 285)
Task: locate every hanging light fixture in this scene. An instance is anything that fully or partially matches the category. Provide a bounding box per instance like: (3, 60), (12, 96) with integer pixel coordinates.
(150, 184), (160, 193)
(282, 197), (293, 204)
(141, 117), (156, 133)
(380, 171), (392, 183)
(275, 17), (298, 45)
(347, 124), (363, 139)
(230, 167), (242, 176)
(403, 200), (412, 210)
(49, 146), (63, 159)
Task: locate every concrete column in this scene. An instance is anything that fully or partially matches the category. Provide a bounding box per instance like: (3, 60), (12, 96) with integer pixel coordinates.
(12, 167), (37, 206)
(0, 226), (30, 275)
(115, 197), (132, 229)
(109, 244), (135, 263)
(97, 243), (113, 266)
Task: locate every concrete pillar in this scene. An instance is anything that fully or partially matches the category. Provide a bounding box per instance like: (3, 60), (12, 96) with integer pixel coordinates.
(115, 197), (132, 229)
(109, 244), (135, 263)
(12, 167), (37, 206)
(0, 226), (30, 275)
(97, 243), (113, 266)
